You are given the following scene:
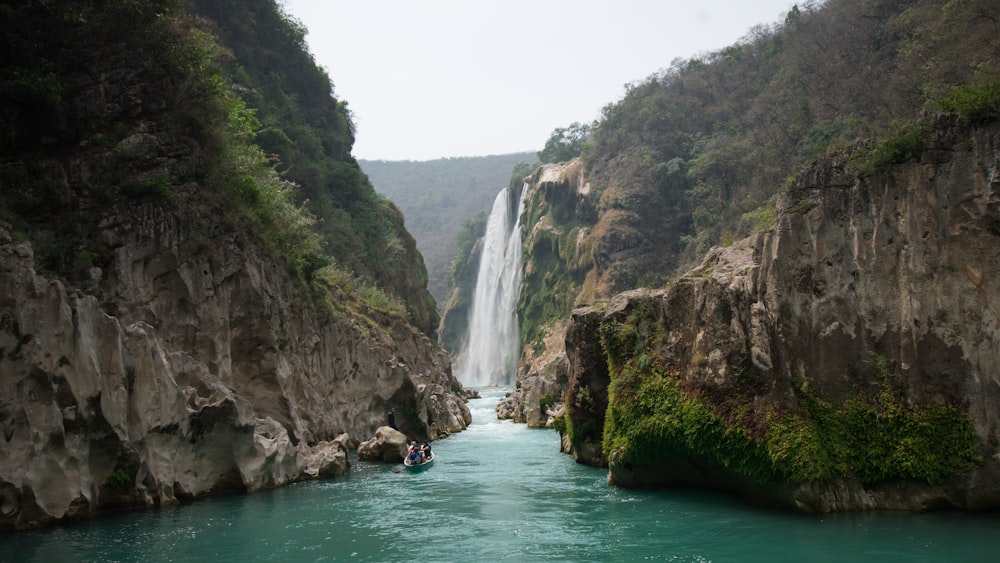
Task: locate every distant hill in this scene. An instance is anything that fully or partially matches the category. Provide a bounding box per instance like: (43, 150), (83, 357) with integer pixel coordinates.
(361, 153), (538, 306)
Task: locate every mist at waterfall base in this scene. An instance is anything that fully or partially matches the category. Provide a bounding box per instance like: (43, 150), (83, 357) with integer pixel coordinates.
(456, 185), (528, 387)
(4, 389), (997, 562)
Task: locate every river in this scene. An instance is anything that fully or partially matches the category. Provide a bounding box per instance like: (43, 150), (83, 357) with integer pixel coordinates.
(2, 389), (998, 562)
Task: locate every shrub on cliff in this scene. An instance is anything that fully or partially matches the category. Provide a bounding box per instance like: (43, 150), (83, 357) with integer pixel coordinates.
(936, 79), (1000, 125)
(602, 352), (980, 486)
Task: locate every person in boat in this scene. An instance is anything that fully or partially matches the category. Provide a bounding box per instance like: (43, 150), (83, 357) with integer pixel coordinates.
(407, 441), (423, 464)
(421, 442), (432, 460)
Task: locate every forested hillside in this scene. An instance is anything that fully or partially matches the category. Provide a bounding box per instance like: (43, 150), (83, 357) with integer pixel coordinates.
(0, 0), (440, 336)
(494, 0), (1000, 510)
(0, 0), (471, 529)
(361, 154), (536, 306)
(497, 0), (1000, 441)
(577, 0), (1000, 298)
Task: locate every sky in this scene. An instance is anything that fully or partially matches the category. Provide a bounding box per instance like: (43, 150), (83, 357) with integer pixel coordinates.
(282, 0), (797, 161)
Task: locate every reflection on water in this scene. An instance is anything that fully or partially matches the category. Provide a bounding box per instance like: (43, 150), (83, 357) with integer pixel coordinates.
(2, 389), (999, 562)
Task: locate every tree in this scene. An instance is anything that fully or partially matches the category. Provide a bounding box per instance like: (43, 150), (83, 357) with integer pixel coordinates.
(538, 122), (591, 164)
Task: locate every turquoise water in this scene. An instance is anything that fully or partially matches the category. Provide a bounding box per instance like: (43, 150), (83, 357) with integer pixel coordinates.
(3, 389), (998, 562)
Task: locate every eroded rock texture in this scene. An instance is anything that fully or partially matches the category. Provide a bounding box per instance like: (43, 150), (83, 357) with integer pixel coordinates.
(0, 216), (469, 530)
(496, 161), (592, 427)
(566, 116), (1000, 511)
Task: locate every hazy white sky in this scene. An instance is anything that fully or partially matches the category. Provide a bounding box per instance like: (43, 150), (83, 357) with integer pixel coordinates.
(282, 0), (797, 161)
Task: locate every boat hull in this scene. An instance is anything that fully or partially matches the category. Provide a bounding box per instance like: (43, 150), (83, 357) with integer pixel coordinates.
(404, 454), (435, 469)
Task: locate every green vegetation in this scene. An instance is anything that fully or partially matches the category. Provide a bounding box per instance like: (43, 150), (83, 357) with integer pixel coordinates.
(936, 79), (1000, 124)
(104, 468), (131, 489)
(517, 175), (597, 349)
(122, 176), (173, 200)
(447, 214), (488, 295)
(576, 0), (1000, 290)
(566, 384), (601, 448)
(847, 79), (1000, 177)
(556, 0), (994, 492)
(552, 414), (567, 434)
(849, 119), (932, 177)
(184, 31), (331, 276)
(314, 266), (407, 319)
(796, 357), (980, 484)
(539, 393), (556, 413)
(602, 334), (980, 484)
(436, 212), (489, 354)
(741, 194), (779, 234)
(604, 362), (776, 481)
(0, 0), (439, 334)
(188, 0), (439, 335)
(361, 153), (538, 306)
(0, 0), (187, 281)
(538, 122), (591, 164)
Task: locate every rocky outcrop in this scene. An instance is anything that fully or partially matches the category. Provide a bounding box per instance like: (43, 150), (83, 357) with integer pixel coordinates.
(0, 215), (469, 530)
(297, 435), (351, 479)
(496, 318), (569, 428)
(565, 116), (1000, 511)
(0, 0), (471, 532)
(496, 161), (594, 426)
(562, 304), (610, 467)
(357, 426), (410, 463)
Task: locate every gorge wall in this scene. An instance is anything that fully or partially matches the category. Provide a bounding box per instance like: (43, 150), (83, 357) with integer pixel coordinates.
(493, 162), (593, 426)
(0, 192), (469, 531)
(0, 2), (469, 531)
(564, 115), (1000, 511)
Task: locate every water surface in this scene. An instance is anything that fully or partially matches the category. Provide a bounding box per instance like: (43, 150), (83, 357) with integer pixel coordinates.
(3, 389), (998, 562)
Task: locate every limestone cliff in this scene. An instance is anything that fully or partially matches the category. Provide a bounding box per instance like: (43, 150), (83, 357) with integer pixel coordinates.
(564, 115), (1000, 512)
(0, 203), (468, 529)
(494, 162), (594, 426)
(0, 2), (469, 531)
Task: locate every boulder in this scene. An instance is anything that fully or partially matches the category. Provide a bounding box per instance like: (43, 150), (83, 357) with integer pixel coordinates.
(296, 440), (349, 479)
(357, 427), (409, 463)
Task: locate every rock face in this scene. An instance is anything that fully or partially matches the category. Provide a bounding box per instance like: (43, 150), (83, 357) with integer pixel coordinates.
(0, 0), (472, 532)
(0, 216), (469, 530)
(565, 116), (1000, 511)
(496, 161), (593, 426)
(357, 426), (410, 463)
(562, 304), (610, 466)
(495, 319), (569, 428)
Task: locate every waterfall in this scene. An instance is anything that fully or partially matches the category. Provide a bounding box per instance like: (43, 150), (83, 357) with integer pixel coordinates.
(458, 184), (528, 387)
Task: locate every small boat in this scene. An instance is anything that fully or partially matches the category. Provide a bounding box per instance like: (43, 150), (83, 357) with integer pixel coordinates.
(403, 451), (435, 469)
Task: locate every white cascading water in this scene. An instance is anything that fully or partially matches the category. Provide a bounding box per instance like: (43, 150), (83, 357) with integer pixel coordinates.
(458, 184), (528, 387)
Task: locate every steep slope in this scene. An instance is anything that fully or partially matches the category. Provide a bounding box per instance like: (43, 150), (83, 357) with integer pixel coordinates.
(564, 115), (999, 511)
(495, 161), (595, 426)
(187, 0), (440, 337)
(486, 1), (1000, 512)
(0, 0), (468, 530)
(582, 0), (1000, 300)
(498, 0), (1000, 443)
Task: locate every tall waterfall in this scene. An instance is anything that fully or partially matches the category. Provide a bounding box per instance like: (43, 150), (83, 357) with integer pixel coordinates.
(458, 184), (528, 387)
